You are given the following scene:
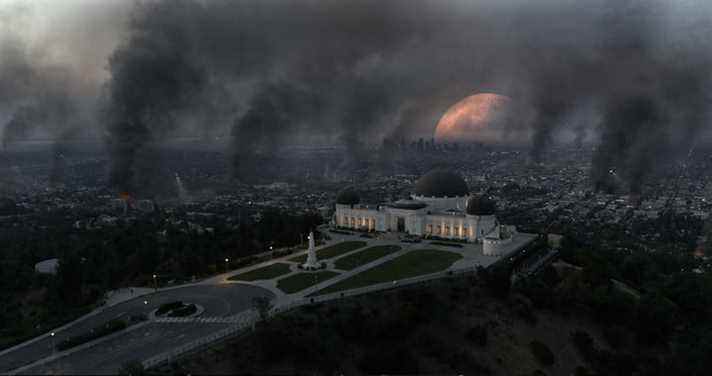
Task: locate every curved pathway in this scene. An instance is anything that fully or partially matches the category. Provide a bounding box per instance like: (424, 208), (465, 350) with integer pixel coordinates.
(1, 284), (273, 374)
(2, 231), (536, 374)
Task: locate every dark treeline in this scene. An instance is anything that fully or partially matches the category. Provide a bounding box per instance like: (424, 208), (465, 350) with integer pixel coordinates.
(0, 209), (321, 349)
(515, 235), (712, 375)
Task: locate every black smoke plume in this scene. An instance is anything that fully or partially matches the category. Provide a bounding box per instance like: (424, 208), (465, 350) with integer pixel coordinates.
(91, 0), (712, 191)
(105, 0), (205, 193)
(0, 23), (85, 186)
(231, 82), (321, 181)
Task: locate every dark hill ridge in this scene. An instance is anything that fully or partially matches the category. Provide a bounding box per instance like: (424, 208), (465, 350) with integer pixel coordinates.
(165, 276), (601, 375)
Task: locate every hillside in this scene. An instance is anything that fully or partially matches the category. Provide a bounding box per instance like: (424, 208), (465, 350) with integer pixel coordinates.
(160, 274), (605, 375)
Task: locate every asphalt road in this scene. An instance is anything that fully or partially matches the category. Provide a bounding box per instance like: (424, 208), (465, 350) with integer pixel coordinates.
(24, 323), (230, 375)
(0, 283), (273, 374)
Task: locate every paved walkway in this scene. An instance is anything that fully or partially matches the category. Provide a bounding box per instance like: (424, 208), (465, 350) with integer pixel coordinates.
(2, 229), (536, 374)
(104, 287), (154, 306)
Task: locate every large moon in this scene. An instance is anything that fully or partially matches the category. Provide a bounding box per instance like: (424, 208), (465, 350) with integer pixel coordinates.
(434, 93), (525, 145)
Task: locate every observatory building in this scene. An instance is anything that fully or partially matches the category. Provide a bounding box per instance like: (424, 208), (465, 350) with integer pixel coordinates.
(334, 169), (518, 255)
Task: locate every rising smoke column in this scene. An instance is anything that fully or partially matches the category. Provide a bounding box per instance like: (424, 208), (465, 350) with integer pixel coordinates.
(0, 23), (85, 187)
(105, 0), (205, 193)
(592, 96), (664, 193)
(230, 82), (321, 181)
(0, 21), (77, 149)
(95, 0), (712, 192)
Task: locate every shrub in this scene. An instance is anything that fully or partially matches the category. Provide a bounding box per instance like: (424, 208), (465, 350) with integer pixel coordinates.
(357, 343), (419, 374)
(529, 340), (555, 366)
(252, 296), (273, 321)
(128, 313), (148, 324)
(169, 303), (197, 317)
(447, 350), (492, 374)
(512, 295), (538, 325)
(156, 301), (183, 316)
(571, 330), (596, 361)
(118, 360), (146, 376)
(574, 366), (594, 376)
(465, 325), (488, 346)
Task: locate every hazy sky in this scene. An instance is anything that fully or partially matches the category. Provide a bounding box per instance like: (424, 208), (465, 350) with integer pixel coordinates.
(0, 0), (130, 90)
(2, 0), (712, 192)
(2, 0), (709, 102)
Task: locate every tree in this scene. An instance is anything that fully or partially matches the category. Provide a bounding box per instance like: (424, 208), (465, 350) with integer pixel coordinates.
(529, 340), (555, 366)
(118, 360), (146, 376)
(478, 265), (511, 298)
(56, 251), (84, 306)
(635, 292), (677, 345)
(251, 296), (273, 322)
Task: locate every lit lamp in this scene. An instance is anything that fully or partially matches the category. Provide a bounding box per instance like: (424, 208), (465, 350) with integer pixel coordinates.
(225, 258), (230, 272)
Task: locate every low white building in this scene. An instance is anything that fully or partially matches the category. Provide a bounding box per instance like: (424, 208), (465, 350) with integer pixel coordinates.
(35, 258), (59, 275)
(334, 169), (517, 251)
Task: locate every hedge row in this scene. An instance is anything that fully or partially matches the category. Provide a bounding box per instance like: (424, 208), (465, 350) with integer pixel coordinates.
(156, 301), (183, 316)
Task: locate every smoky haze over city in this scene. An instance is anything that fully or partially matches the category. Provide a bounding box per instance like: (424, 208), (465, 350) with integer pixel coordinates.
(1, 1), (711, 375)
(2, 0), (712, 192)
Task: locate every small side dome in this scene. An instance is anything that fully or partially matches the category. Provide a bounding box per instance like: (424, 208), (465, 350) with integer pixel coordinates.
(336, 187), (360, 205)
(466, 195), (496, 216)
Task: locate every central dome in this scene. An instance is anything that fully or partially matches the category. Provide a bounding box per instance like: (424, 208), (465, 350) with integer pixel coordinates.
(414, 170), (469, 198)
(336, 187), (360, 206)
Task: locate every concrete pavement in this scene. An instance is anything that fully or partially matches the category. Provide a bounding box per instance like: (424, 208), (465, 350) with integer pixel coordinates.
(1, 284), (273, 374)
(1, 230), (534, 374)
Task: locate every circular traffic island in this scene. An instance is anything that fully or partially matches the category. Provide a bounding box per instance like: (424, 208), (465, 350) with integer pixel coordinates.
(150, 301), (204, 319)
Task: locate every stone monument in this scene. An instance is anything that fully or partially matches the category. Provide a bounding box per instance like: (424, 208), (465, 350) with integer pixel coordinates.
(302, 231), (319, 270)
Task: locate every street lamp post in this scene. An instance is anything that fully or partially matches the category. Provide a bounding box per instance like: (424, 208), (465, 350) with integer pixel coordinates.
(152, 274), (157, 291)
(50, 332), (55, 355)
(224, 258), (230, 273)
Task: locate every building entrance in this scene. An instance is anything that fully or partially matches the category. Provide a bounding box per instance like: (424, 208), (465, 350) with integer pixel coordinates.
(397, 217), (405, 232)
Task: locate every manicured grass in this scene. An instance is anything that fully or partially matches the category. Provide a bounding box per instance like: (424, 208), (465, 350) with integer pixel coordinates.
(288, 241), (367, 263)
(228, 263), (292, 281)
(313, 249), (462, 295)
(289, 254), (308, 263)
(277, 271), (340, 294)
(333, 245), (401, 271)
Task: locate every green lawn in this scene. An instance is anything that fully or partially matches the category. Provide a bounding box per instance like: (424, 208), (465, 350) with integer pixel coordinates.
(228, 263), (292, 281)
(333, 245), (401, 271)
(313, 249), (462, 295)
(277, 271), (340, 294)
(288, 241), (367, 263)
